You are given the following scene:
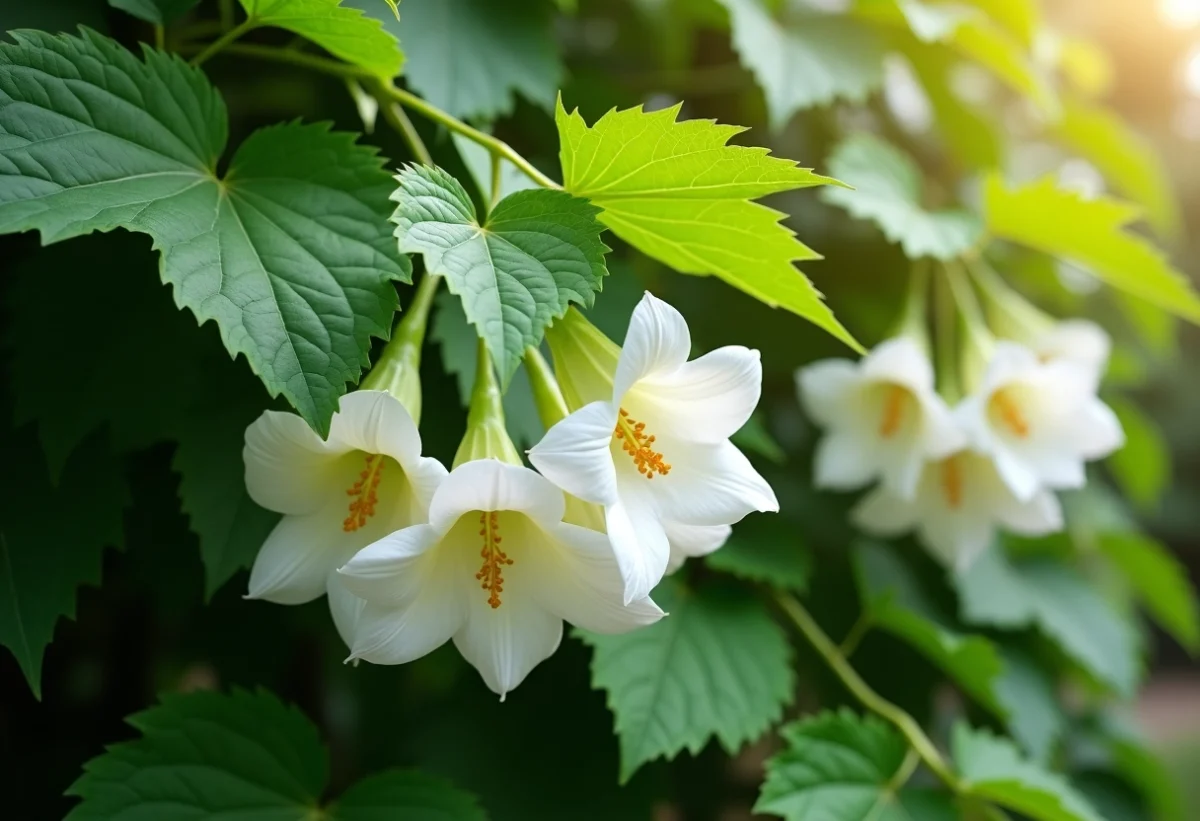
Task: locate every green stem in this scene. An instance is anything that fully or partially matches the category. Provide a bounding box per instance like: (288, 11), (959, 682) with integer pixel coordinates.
(454, 340), (522, 468)
(154, 24), (165, 50)
(208, 42), (363, 77)
(525, 346), (570, 429)
(190, 18), (257, 67)
(775, 592), (961, 791)
(838, 612), (874, 659)
(360, 274), (440, 423)
(378, 94), (432, 165)
(489, 152), (503, 211)
(219, 0), (235, 31)
(933, 264), (962, 404)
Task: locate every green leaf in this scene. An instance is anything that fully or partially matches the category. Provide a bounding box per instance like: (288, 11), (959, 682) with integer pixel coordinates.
(984, 175), (1200, 325)
(993, 643), (1065, 763)
(957, 0), (1039, 45)
(109, 0), (198, 24)
(346, 0), (561, 119)
(329, 770), (487, 821)
(0, 431), (128, 699)
(580, 578), (794, 782)
(0, 30), (410, 435)
(1051, 97), (1180, 238)
(823, 134), (983, 260)
(706, 516), (812, 592)
(756, 710), (958, 821)
(1098, 531), (1200, 654)
(430, 289), (545, 451)
(953, 723), (1104, 821)
(66, 688), (484, 820)
(955, 547), (1142, 697)
(1106, 396), (1170, 512)
(732, 414), (787, 465)
(240, 0), (403, 79)
(556, 98), (861, 352)
(719, 0), (884, 128)
(392, 164), (608, 383)
(904, 45), (1003, 170)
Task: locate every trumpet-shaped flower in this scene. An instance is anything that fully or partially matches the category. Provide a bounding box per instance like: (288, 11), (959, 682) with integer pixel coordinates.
(338, 459), (664, 698)
(853, 449), (1063, 570)
(1033, 320), (1111, 388)
(530, 293), (777, 604)
(955, 342), (1123, 501)
(243, 391), (448, 640)
(798, 336), (966, 500)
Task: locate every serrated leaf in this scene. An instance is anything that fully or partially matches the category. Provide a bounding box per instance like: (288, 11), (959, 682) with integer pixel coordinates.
(953, 723), (1104, 821)
(392, 164), (608, 383)
(556, 99), (860, 352)
(993, 643), (1065, 763)
(756, 710), (958, 821)
(719, 0), (884, 128)
(0, 30), (409, 435)
(984, 175), (1200, 325)
(329, 770), (487, 821)
(0, 431), (128, 698)
(1051, 98), (1180, 238)
(823, 134), (983, 260)
(1098, 531), (1199, 654)
(705, 516), (812, 591)
(580, 578), (794, 782)
(109, 0), (199, 24)
(240, 0), (403, 78)
(1106, 396), (1170, 512)
(345, 0), (561, 119)
(955, 547), (1141, 697)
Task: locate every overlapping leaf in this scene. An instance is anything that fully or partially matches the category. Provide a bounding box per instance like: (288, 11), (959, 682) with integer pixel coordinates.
(392, 164), (608, 383)
(706, 516), (813, 592)
(0, 30), (409, 435)
(556, 99), (860, 352)
(109, 0), (198, 23)
(1099, 531), (1200, 654)
(580, 579), (794, 782)
(1106, 396), (1170, 511)
(240, 0), (403, 78)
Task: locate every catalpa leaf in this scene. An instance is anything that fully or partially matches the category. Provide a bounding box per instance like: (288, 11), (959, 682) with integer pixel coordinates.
(823, 134), (983, 260)
(556, 98), (860, 352)
(580, 579), (794, 782)
(719, 0), (884, 128)
(756, 710), (959, 821)
(392, 164), (608, 383)
(706, 516), (812, 592)
(240, 0), (403, 78)
(953, 723), (1104, 821)
(1098, 531), (1199, 654)
(984, 175), (1200, 324)
(0, 30), (409, 435)
(109, 0), (198, 24)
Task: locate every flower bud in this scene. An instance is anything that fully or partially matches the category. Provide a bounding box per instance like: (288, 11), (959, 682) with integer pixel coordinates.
(544, 307), (620, 410)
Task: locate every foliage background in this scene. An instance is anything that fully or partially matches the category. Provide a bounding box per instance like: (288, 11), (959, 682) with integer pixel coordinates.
(1, 0), (1198, 818)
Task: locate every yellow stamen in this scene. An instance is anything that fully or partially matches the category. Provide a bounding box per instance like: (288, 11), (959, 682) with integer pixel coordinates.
(343, 453), (385, 532)
(475, 511), (513, 609)
(991, 389), (1030, 438)
(614, 408), (671, 479)
(879, 384), (907, 438)
(940, 455), (963, 510)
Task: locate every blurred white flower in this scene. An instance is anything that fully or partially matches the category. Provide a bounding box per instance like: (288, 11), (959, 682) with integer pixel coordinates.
(338, 459), (663, 699)
(1033, 319), (1111, 389)
(798, 336), (965, 500)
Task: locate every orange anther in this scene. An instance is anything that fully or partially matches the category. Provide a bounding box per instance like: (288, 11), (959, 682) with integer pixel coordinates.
(991, 389), (1030, 438)
(940, 455), (963, 510)
(613, 408), (671, 480)
(476, 511), (513, 608)
(343, 454), (385, 532)
(879, 384), (908, 438)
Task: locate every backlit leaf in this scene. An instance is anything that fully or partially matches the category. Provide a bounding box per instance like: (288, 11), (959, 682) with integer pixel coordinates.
(240, 0), (404, 78)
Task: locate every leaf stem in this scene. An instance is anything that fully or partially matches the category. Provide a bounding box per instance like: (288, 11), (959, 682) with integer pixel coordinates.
(154, 24), (165, 51)
(838, 612), (873, 659)
(774, 592), (961, 791)
(378, 94), (432, 166)
(190, 18), (257, 67)
(489, 152), (503, 211)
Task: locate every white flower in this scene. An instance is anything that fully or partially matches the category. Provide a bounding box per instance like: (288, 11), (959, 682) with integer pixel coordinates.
(1033, 319), (1111, 389)
(529, 292), (777, 604)
(337, 459), (664, 698)
(853, 450), (1063, 571)
(665, 521), (732, 574)
(798, 336), (965, 500)
(243, 391), (448, 644)
(955, 342), (1123, 501)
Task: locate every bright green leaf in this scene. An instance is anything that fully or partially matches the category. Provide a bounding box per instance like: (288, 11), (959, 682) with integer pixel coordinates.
(1098, 531), (1199, 654)
(756, 710), (958, 820)
(719, 0), (884, 128)
(109, 0), (198, 24)
(0, 30), (410, 435)
(329, 770), (487, 821)
(580, 578), (794, 782)
(392, 164), (608, 384)
(706, 516), (812, 591)
(0, 431), (128, 699)
(953, 723), (1104, 821)
(556, 98), (860, 352)
(957, 0), (1039, 45)
(904, 45), (1003, 170)
(1106, 396), (1170, 512)
(240, 0), (404, 78)
(823, 134), (983, 260)
(1052, 98), (1180, 238)
(955, 547), (1142, 697)
(346, 0), (561, 119)
(984, 175), (1200, 325)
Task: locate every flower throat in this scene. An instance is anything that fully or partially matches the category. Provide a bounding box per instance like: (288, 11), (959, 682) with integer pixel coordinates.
(476, 511), (513, 609)
(344, 453), (385, 532)
(614, 409), (671, 479)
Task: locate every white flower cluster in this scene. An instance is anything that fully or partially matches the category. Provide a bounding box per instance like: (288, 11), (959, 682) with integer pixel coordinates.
(241, 292), (776, 698)
(798, 322), (1123, 570)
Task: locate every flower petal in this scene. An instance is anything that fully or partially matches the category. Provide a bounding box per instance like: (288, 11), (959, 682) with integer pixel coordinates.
(350, 589), (465, 666)
(631, 346), (762, 443)
(337, 523), (442, 606)
(813, 431), (879, 491)
(244, 410), (344, 515)
(648, 439), (779, 526)
(991, 447), (1044, 502)
(665, 521), (732, 574)
(796, 359), (859, 428)
(405, 455), (451, 522)
(326, 571), (366, 650)
(428, 460), (566, 533)
(606, 486), (671, 604)
(247, 507), (357, 604)
(920, 509), (995, 572)
(995, 489), (1064, 537)
(527, 401), (620, 506)
(328, 390), (425, 469)
(1071, 398), (1125, 460)
(530, 522), (665, 633)
(613, 292), (692, 403)
(452, 593), (564, 700)
(852, 487), (919, 536)
(861, 336), (934, 392)
(917, 392), (968, 460)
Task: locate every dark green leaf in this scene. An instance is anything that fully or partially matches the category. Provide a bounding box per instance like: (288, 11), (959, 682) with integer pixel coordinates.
(1098, 531), (1199, 654)
(706, 516), (812, 592)
(109, 0), (198, 24)
(329, 770), (487, 821)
